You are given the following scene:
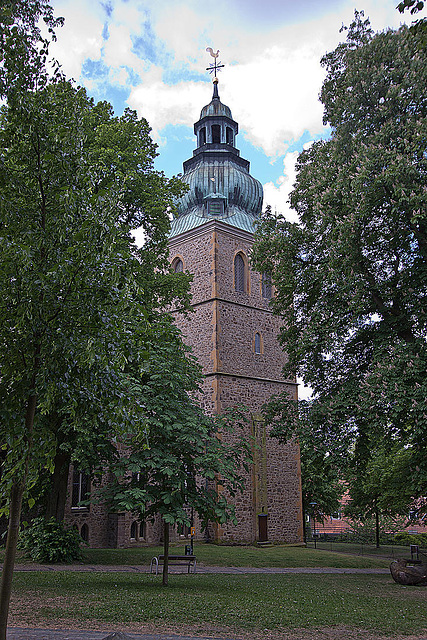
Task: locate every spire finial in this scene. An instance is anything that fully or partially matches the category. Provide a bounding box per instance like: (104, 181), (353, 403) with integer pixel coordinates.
(206, 47), (224, 95)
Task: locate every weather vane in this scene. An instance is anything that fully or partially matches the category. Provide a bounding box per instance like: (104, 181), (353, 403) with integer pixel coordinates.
(206, 47), (224, 80)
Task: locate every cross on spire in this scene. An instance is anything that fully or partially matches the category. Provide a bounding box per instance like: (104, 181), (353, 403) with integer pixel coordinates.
(206, 47), (224, 79)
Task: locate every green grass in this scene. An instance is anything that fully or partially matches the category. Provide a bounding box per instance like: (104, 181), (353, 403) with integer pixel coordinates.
(308, 541), (421, 559)
(79, 542), (390, 568)
(10, 572), (427, 636)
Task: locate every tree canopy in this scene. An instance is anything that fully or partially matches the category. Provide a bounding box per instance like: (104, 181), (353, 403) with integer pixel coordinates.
(252, 13), (427, 523)
(104, 317), (250, 584)
(0, 74), (187, 638)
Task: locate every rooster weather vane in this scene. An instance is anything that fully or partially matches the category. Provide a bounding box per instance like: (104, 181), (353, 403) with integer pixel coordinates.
(206, 47), (224, 78)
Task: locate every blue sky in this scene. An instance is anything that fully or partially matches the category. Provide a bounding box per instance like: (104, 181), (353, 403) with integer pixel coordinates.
(47, 0), (425, 224)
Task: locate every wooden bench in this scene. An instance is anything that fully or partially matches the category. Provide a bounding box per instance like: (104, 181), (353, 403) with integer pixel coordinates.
(150, 554), (196, 575)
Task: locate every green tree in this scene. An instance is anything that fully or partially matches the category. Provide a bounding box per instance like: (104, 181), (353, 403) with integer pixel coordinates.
(397, 0), (427, 42)
(0, 78), (186, 636)
(105, 317), (251, 586)
(345, 444), (424, 547)
(0, 0), (63, 100)
(252, 14), (427, 526)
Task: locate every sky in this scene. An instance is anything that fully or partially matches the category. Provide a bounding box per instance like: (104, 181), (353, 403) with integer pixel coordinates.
(44, 0), (426, 400)
(46, 0), (425, 225)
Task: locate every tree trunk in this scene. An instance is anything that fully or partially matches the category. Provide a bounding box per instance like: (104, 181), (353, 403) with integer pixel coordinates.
(45, 451), (71, 522)
(0, 392), (37, 640)
(375, 507), (380, 549)
(0, 481), (25, 640)
(162, 520), (169, 587)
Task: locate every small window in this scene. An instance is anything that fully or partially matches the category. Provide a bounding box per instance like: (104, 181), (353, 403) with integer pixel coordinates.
(226, 127), (233, 145)
(72, 471), (89, 508)
(254, 332), (262, 354)
(173, 258), (183, 273)
(199, 127), (206, 145)
(234, 253), (246, 292)
(262, 273), (272, 299)
(211, 124), (221, 143)
(207, 200), (224, 216)
(130, 521), (138, 540)
(80, 523), (89, 543)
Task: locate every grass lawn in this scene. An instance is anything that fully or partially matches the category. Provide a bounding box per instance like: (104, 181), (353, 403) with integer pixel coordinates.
(8, 571), (427, 638)
(79, 543), (391, 569)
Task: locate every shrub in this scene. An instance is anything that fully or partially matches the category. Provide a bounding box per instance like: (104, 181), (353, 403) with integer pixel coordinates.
(394, 532), (427, 547)
(19, 517), (83, 563)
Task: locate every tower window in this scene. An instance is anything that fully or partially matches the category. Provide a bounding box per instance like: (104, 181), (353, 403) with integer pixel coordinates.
(254, 332), (262, 354)
(199, 127), (206, 146)
(211, 124), (221, 143)
(262, 273), (272, 299)
(172, 258), (184, 273)
(234, 253), (246, 292)
(226, 127), (233, 145)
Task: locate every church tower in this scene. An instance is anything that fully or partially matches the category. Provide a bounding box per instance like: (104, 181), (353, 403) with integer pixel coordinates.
(169, 71), (303, 544)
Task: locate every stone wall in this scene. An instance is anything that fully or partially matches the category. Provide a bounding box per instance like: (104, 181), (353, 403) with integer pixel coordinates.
(169, 219), (303, 545)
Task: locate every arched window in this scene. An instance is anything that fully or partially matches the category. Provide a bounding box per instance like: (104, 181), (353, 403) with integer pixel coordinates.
(172, 257), (183, 273)
(254, 332), (262, 354)
(262, 273), (272, 299)
(130, 521), (138, 540)
(226, 127), (233, 145)
(80, 523), (89, 543)
(199, 127), (206, 146)
(211, 124), (221, 143)
(234, 253), (246, 292)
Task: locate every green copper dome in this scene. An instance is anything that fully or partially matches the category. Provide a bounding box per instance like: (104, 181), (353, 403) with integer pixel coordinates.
(171, 80), (263, 237)
(200, 97), (233, 119)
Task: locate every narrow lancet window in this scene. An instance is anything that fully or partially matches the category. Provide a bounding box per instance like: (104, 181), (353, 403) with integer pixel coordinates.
(262, 273), (272, 299)
(234, 253), (245, 292)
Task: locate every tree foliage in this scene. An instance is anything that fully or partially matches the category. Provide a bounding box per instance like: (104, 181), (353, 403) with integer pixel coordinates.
(397, 0), (427, 43)
(104, 317), (251, 585)
(0, 0), (63, 99)
(0, 78), (187, 636)
(252, 14), (427, 521)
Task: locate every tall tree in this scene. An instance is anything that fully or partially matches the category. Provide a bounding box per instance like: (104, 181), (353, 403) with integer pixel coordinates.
(0, 78), (186, 636)
(252, 14), (427, 520)
(105, 317), (250, 586)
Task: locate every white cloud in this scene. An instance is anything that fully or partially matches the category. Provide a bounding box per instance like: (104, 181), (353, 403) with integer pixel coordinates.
(48, 0), (427, 161)
(128, 78), (207, 143)
(49, 0), (104, 81)
(263, 151), (299, 222)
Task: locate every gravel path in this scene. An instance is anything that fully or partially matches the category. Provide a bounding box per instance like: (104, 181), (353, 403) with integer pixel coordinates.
(11, 564), (390, 574)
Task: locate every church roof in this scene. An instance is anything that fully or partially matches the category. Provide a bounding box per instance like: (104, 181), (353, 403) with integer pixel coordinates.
(170, 79), (263, 238)
(170, 209), (258, 237)
(200, 97), (232, 119)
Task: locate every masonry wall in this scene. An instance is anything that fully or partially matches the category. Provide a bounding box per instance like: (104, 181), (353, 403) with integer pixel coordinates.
(169, 220), (303, 544)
